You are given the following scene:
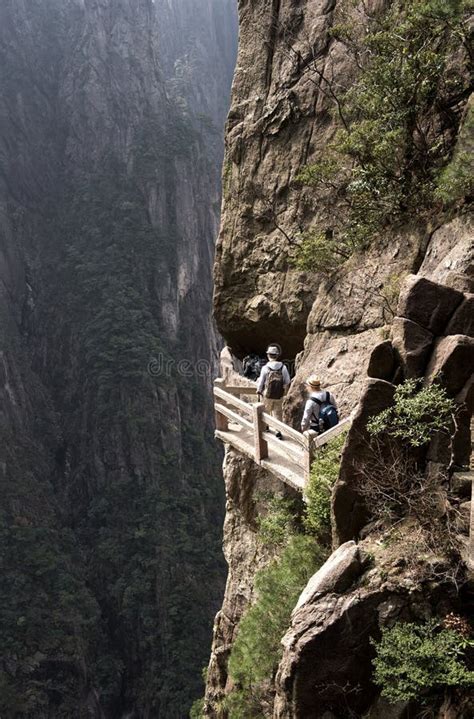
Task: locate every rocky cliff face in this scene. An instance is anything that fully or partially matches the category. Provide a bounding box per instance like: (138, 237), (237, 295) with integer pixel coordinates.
(206, 0), (472, 716)
(0, 1), (237, 716)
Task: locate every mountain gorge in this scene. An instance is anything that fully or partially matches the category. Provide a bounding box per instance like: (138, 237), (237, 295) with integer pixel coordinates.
(0, 0), (237, 716)
(1, 0), (473, 717)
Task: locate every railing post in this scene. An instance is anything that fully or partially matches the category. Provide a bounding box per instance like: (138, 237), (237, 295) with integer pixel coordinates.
(214, 378), (228, 431)
(253, 402), (268, 463)
(303, 432), (315, 485)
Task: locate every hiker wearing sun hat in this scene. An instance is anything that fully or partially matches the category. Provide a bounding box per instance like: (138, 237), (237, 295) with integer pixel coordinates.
(256, 343), (291, 438)
(301, 375), (339, 433)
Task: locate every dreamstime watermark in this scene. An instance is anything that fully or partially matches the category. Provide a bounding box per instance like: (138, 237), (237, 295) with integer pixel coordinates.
(148, 354), (297, 379)
(148, 354), (213, 379)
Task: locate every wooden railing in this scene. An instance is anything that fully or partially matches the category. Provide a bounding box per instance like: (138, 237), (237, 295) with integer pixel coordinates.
(214, 378), (352, 489)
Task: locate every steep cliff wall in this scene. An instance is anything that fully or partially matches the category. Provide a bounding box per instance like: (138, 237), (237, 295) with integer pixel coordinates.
(206, 0), (472, 716)
(214, 0), (471, 401)
(0, 0), (237, 716)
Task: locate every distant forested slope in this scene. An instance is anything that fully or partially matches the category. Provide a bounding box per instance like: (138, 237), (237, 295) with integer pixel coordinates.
(0, 0), (237, 715)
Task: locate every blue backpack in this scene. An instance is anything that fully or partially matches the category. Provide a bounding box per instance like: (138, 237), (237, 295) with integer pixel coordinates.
(311, 392), (339, 432)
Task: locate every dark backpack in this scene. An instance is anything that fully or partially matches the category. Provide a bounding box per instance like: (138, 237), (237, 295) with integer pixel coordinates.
(311, 392), (339, 432)
(243, 354), (266, 381)
(264, 363), (285, 400)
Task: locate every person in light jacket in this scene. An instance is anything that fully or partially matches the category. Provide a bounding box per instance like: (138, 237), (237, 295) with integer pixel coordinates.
(256, 343), (291, 438)
(301, 376), (338, 433)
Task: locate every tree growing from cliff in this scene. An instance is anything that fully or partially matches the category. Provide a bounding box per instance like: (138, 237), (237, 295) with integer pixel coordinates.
(292, 0), (472, 271)
(225, 535), (325, 718)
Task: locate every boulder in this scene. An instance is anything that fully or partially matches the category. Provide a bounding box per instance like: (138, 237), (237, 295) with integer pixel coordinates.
(418, 216), (474, 293)
(397, 275), (464, 335)
(445, 294), (474, 337)
(274, 532), (455, 719)
(295, 541), (363, 611)
(367, 340), (398, 381)
(424, 335), (474, 396)
(391, 317), (433, 378)
(275, 588), (386, 718)
(333, 379), (396, 545)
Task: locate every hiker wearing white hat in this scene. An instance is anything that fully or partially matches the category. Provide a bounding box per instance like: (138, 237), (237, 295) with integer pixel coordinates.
(256, 343), (291, 438)
(301, 376), (339, 433)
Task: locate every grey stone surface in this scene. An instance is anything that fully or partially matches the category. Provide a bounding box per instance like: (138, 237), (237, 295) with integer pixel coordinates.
(391, 316), (434, 377)
(367, 340), (398, 381)
(446, 294), (474, 337)
(418, 216), (474, 292)
(295, 541), (362, 611)
(397, 275), (464, 335)
(333, 379), (396, 545)
(425, 334), (474, 396)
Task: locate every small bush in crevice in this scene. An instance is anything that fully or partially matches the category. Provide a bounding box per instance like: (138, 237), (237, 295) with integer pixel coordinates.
(357, 438), (444, 524)
(226, 535), (326, 718)
(372, 620), (474, 703)
(367, 379), (456, 448)
(359, 380), (462, 567)
(304, 432), (347, 542)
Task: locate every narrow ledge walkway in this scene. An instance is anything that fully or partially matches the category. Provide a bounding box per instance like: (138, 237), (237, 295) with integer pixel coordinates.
(213, 379), (352, 493)
(214, 379), (474, 567)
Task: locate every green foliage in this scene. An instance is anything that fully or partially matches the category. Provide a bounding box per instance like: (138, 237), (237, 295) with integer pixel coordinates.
(435, 101), (474, 204)
(257, 494), (299, 546)
(29, 129), (224, 717)
(60, 161), (169, 409)
(0, 4), (225, 716)
(0, 519), (99, 715)
(292, 229), (354, 272)
(190, 697), (205, 718)
(295, 0), (471, 270)
(226, 535), (326, 717)
(367, 379), (455, 447)
(304, 432), (347, 540)
(373, 620), (474, 702)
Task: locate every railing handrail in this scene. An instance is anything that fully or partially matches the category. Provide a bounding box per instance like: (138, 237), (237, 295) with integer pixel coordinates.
(214, 401), (254, 432)
(214, 383), (254, 417)
(213, 377), (353, 491)
(309, 415), (352, 449)
(262, 411), (306, 447)
(223, 385), (258, 395)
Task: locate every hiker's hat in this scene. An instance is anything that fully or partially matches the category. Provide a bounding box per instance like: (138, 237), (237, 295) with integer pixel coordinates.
(266, 343), (282, 357)
(306, 375), (321, 390)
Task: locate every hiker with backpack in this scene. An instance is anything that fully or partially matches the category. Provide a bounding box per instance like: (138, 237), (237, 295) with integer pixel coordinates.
(256, 344), (291, 439)
(301, 376), (339, 434)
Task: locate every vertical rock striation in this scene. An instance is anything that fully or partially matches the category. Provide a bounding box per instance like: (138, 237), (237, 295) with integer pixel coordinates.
(0, 0), (237, 716)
